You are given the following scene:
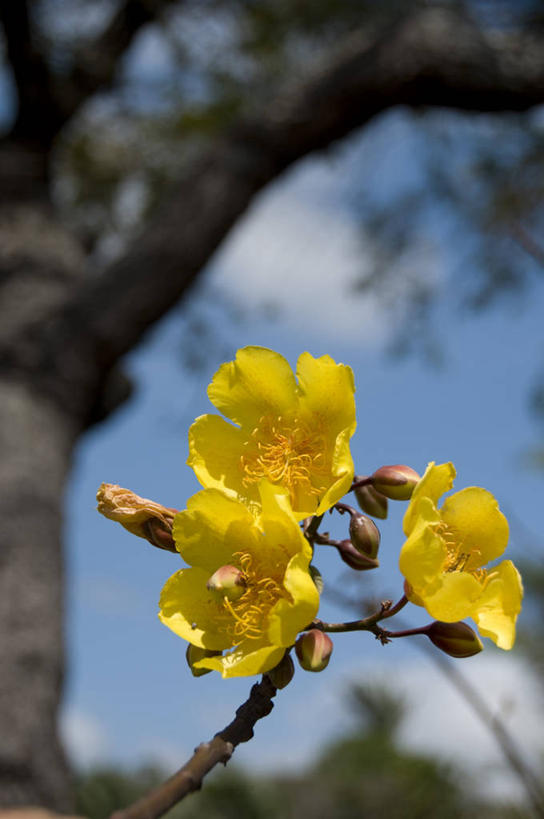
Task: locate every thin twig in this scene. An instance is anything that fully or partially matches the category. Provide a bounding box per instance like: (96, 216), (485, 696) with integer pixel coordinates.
(510, 221), (544, 271)
(310, 595), (408, 641)
(350, 475), (372, 491)
(111, 675), (278, 819)
(428, 647), (544, 818)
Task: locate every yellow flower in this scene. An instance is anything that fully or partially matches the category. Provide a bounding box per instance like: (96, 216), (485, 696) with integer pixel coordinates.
(158, 481), (320, 678)
(188, 346), (356, 519)
(399, 462), (523, 650)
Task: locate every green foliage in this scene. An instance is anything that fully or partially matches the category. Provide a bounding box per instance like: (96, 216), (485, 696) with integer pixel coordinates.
(75, 765), (165, 819)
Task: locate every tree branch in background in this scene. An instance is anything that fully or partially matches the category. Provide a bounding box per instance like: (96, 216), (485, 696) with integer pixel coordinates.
(61, 0), (181, 124)
(111, 675), (278, 819)
(510, 221), (544, 270)
(428, 645), (544, 818)
(13, 5), (544, 420)
(323, 585), (544, 817)
(0, 0), (180, 147)
(0, 0), (59, 144)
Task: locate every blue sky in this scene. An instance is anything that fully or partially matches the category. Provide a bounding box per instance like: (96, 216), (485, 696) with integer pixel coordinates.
(61, 124), (544, 804)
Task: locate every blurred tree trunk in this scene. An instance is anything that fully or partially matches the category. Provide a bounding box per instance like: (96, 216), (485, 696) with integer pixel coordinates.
(0, 383), (76, 811)
(1, 2), (544, 811)
(0, 195), (86, 810)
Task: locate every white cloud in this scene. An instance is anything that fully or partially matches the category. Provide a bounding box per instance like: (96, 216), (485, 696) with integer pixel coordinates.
(235, 653), (543, 806)
(61, 708), (110, 768)
(210, 162), (442, 346)
(397, 654), (544, 802)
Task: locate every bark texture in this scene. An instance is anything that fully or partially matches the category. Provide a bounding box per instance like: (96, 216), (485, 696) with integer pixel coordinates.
(0, 383), (77, 811)
(1, 2), (544, 810)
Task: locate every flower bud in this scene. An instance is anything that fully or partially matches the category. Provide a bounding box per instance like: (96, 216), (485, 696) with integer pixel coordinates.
(427, 621), (484, 658)
(349, 513), (380, 560)
(96, 483), (178, 552)
(206, 565), (246, 601)
(354, 482), (388, 519)
(295, 629), (333, 672)
(370, 465), (420, 501)
(267, 652), (295, 689)
(185, 644), (222, 677)
(336, 539), (379, 571)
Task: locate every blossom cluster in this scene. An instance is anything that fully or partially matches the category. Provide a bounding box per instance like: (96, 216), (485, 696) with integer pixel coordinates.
(98, 346), (523, 680)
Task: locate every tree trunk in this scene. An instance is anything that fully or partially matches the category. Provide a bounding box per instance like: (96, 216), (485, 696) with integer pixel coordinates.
(0, 200), (87, 811)
(0, 381), (77, 811)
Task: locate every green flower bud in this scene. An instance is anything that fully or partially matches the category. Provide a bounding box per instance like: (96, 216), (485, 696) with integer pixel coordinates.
(206, 564), (246, 601)
(370, 465), (420, 500)
(295, 629), (333, 672)
(185, 644), (222, 677)
(354, 482), (388, 519)
(349, 513), (380, 560)
(427, 621), (484, 658)
(267, 652), (295, 689)
(336, 539), (379, 571)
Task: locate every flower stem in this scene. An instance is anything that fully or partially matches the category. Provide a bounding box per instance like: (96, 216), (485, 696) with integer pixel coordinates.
(303, 513), (323, 545)
(350, 475), (372, 491)
(309, 594), (408, 637)
(111, 675), (278, 819)
(333, 501), (358, 517)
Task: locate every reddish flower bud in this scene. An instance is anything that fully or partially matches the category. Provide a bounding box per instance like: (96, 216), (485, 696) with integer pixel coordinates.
(354, 482), (388, 519)
(349, 514), (380, 560)
(185, 644), (222, 677)
(370, 465), (420, 500)
(336, 539), (379, 571)
(427, 621), (484, 658)
(295, 629), (333, 672)
(267, 652), (295, 689)
(206, 565), (246, 601)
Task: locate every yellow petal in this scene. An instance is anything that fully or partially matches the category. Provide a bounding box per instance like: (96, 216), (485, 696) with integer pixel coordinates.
(440, 487), (509, 567)
(197, 641), (286, 678)
(173, 489), (259, 572)
(316, 428), (355, 516)
(208, 346), (297, 429)
(404, 462), (456, 535)
(187, 414), (256, 501)
(296, 352), (356, 438)
(473, 560), (523, 650)
(267, 551), (320, 646)
(399, 504), (446, 591)
(158, 568), (232, 650)
(258, 480), (311, 560)
(423, 571), (484, 622)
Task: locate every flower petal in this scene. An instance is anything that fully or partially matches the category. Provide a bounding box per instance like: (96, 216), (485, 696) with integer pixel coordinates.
(187, 414), (256, 501)
(173, 489), (259, 572)
(472, 560), (523, 650)
(316, 427), (355, 516)
(267, 551), (320, 646)
(440, 487), (509, 567)
(423, 571), (485, 622)
(197, 642), (286, 678)
(296, 352), (356, 438)
(208, 346), (297, 429)
(258, 480), (311, 560)
(404, 462), (455, 535)
(158, 568), (232, 650)
(399, 502), (446, 591)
